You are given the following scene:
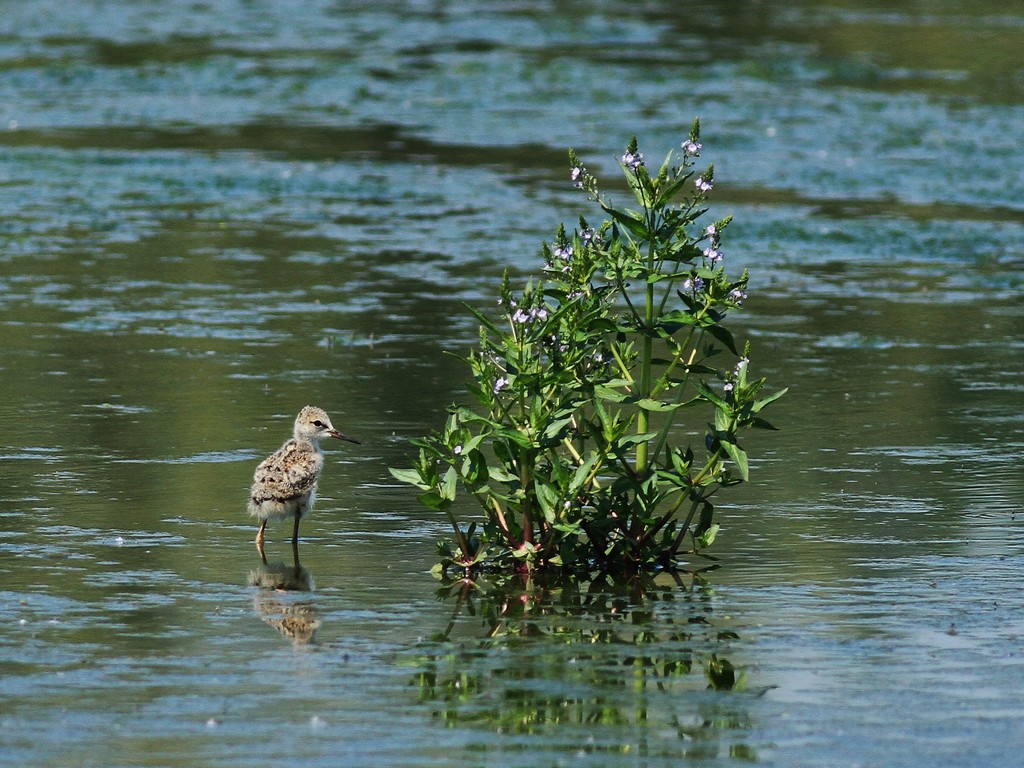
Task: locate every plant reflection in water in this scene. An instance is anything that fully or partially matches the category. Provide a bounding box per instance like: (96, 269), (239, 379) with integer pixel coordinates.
(410, 572), (767, 760)
(248, 544), (319, 646)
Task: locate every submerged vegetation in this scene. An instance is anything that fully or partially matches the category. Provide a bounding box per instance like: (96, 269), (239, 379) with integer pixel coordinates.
(391, 122), (786, 576)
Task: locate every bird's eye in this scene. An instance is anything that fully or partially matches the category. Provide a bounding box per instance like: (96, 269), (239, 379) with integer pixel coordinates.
(313, 420), (324, 427)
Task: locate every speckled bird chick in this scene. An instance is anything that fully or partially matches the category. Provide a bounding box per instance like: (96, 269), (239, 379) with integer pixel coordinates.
(248, 405), (359, 552)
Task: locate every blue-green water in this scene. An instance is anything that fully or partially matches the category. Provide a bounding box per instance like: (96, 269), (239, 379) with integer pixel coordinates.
(1, 2), (1022, 766)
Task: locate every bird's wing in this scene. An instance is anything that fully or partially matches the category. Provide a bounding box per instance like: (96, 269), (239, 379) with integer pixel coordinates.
(250, 440), (324, 502)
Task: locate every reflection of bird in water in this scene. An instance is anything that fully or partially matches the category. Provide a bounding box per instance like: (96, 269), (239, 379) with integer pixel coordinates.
(249, 560), (319, 645)
(248, 405), (359, 556)
(249, 560), (314, 591)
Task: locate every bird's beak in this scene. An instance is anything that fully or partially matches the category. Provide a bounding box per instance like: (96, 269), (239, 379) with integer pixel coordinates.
(329, 429), (361, 444)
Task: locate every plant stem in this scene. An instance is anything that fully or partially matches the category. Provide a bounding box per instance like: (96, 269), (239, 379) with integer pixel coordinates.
(640, 487), (687, 544)
(609, 342), (634, 383)
(520, 448), (533, 545)
(669, 497), (703, 556)
(650, 333), (702, 460)
(636, 239), (656, 474)
(642, 441), (725, 548)
(476, 492), (510, 541)
(690, 445), (725, 488)
(443, 506), (472, 558)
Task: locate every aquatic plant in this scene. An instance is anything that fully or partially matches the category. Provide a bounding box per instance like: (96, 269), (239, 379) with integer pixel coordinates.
(391, 122), (786, 575)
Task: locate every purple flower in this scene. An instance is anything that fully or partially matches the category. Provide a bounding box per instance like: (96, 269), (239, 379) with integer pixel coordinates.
(682, 139), (702, 156)
(571, 165), (591, 189)
(703, 247), (723, 263)
(621, 151), (645, 171)
(695, 177), (713, 193)
(494, 376), (510, 393)
(512, 306), (549, 324)
(729, 288), (747, 304)
(553, 244), (573, 261)
(682, 276), (705, 292)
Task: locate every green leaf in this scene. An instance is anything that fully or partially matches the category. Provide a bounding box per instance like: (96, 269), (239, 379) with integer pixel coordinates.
(460, 301), (503, 337)
(493, 427), (535, 448)
(568, 454), (600, 495)
(511, 541), (536, 560)
(638, 398), (683, 412)
(416, 490), (449, 511)
(696, 523), (719, 549)
(552, 521), (584, 535)
(536, 483), (560, 523)
(440, 466), (458, 501)
(654, 170), (695, 208)
(752, 387), (788, 413)
(704, 324), (739, 355)
(670, 446), (693, 475)
(625, 172), (651, 209)
(601, 203), (648, 240)
(617, 431), (659, 447)
(721, 441), (749, 481)
(714, 406), (731, 432)
(462, 449), (489, 485)
(594, 384), (629, 402)
(693, 380), (729, 410)
(542, 415), (575, 441)
(487, 464), (519, 483)
(694, 499), (715, 538)
(658, 309), (700, 327)
(388, 467), (429, 490)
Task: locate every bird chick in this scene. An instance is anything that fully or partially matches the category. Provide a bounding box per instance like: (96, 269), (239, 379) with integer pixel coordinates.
(248, 405), (359, 554)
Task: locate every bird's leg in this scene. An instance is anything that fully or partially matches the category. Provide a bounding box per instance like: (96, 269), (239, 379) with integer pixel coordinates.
(292, 514), (301, 550)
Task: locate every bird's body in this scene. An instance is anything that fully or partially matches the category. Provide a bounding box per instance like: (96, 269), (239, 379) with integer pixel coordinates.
(248, 405), (359, 553)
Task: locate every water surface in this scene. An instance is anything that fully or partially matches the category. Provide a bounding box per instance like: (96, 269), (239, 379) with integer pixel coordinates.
(1, 1), (1022, 766)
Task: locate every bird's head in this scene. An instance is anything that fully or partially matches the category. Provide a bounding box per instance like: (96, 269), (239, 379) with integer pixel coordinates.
(293, 405), (360, 445)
